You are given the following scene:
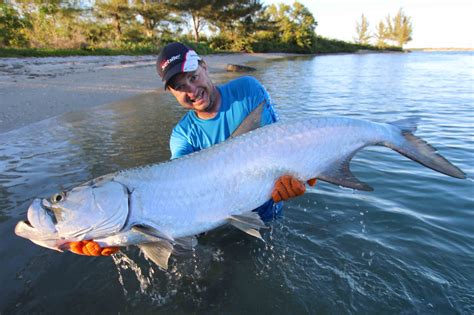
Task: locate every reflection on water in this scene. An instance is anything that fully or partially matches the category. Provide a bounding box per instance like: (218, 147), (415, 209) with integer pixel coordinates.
(1, 51), (473, 314)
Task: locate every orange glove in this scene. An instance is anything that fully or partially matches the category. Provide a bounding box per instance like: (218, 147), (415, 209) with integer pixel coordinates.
(68, 240), (119, 256)
(271, 175), (317, 202)
(307, 178), (317, 187)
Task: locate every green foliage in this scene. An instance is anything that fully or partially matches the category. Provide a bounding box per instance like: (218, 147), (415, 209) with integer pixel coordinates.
(11, 1), (87, 49)
(314, 36), (359, 53)
(355, 14), (370, 45)
(375, 20), (388, 48)
(94, 0), (133, 41)
(262, 1), (317, 53)
(166, 0), (214, 42)
(132, 0), (172, 38)
(0, 4), (28, 47)
(81, 22), (114, 48)
(390, 8), (412, 47)
(358, 8), (412, 48)
(168, 0), (263, 46)
(0, 1), (404, 57)
(179, 40), (215, 55)
(0, 46), (159, 57)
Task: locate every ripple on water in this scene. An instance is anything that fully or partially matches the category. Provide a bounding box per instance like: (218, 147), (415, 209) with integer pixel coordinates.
(1, 51), (473, 313)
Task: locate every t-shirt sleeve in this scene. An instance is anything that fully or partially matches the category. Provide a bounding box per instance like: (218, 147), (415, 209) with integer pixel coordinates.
(170, 126), (194, 159)
(244, 76), (279, 125)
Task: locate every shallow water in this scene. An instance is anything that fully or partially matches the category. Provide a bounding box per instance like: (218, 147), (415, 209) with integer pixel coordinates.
(1, 51), (473, 314)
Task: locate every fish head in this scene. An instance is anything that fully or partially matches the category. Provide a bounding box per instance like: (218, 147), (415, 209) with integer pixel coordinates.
(15, 179), (130, 251)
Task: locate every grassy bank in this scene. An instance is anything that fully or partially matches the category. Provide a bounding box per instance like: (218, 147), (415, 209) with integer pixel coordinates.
(0, 37), (402, 58)
(0, 47), (161, 58)
(313, 37), (401, 53)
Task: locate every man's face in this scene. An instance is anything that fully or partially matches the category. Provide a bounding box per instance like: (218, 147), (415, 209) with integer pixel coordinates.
(167, 63), (217, 114)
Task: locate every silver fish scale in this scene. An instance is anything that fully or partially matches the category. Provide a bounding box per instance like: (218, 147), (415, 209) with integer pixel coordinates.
(113, 117), (391, 238)
(15, 115), (465, 259)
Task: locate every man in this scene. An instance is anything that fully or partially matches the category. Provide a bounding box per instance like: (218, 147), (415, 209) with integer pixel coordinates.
(68, 42), (315, 256)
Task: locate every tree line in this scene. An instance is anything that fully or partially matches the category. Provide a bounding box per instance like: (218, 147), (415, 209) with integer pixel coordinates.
(355, 8), (413, 48)
(0, 0), (321, 53)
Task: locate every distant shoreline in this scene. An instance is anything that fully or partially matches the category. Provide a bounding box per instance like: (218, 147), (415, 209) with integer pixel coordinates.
(0, 53), (297, 134)
(409, 48), (474, 51)
(1, 49), (470, 134)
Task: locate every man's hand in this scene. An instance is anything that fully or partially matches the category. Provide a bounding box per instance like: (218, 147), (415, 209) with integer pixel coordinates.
(68, 240), (119, 256)
(272, 175), (317, 203)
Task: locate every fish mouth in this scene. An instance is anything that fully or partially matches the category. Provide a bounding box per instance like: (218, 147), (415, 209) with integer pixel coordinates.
(22, 220), (33, 227)
(15, 217), (64, 252)
(15, 198), (58, 242)
(27, 198), (57, 230)
(16, 179), (130, 251)
(20, 219), (49, 231)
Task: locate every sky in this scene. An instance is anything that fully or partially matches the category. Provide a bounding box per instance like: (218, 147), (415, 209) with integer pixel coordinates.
(263, 0), (474, 48)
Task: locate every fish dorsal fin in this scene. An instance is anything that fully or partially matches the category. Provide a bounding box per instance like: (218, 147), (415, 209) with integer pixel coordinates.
(230, 100), (265, 138)
(318, 154), (373, 191)
(139, 241), (173, 270)
(228, 212), (267, 240)
(388, 117), (420, 133)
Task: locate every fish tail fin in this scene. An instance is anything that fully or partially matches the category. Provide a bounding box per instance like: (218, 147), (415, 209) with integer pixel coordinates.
(385, 118), (466, 179)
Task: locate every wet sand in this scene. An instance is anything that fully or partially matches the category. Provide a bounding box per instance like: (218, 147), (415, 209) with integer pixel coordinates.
(0, 53), (295, 133)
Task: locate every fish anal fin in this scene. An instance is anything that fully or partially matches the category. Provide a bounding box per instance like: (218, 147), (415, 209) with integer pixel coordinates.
(229, 212), (267, 241)
(230, 100), (265, 138)
(139, 241), (173, 270)
(319, 154), (373, 191)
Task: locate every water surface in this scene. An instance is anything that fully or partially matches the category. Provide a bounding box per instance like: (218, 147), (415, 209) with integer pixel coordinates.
(1, 51), (473, 314)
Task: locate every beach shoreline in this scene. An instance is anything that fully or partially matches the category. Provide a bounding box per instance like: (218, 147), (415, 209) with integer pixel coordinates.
(0, 52), (297, 133)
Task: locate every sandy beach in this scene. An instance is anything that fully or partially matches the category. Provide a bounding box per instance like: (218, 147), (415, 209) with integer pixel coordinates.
(0, 53), (295, 133)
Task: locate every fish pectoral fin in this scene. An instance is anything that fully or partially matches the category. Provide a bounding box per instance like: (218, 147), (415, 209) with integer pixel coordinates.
(318, 154), (373, 191)
(173, 236), (198, 255)
(138, 241), (173, 270)
(228, 213), (267, 241)
(230, 212), (267, 229)
(131, 224), (174, 242)
(229, 211), (268, 229)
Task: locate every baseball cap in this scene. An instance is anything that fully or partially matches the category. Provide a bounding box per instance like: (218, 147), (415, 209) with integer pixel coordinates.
(156, 42), (202, 88)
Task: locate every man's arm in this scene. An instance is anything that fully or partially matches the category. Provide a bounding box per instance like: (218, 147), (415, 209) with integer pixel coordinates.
(170, 125), (195, 159)
(246, 76), (279, 125)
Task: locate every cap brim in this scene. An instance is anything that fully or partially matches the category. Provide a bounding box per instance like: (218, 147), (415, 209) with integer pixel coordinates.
(163, 62), (184, 88)
(163, 52), (200, 89)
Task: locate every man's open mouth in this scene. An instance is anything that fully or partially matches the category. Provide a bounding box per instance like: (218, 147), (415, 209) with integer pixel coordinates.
(191, 90), (205, 104)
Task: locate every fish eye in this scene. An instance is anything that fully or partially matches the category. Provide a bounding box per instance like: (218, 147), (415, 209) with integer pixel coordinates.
(51, 192), (66, 204)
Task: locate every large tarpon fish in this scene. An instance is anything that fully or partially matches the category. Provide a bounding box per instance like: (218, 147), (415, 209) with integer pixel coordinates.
(15, 113), (465, 269)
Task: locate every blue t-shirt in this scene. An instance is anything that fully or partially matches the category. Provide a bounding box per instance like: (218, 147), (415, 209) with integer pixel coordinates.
(169, 76), (282, 221)
(170, 76), (278, 158)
